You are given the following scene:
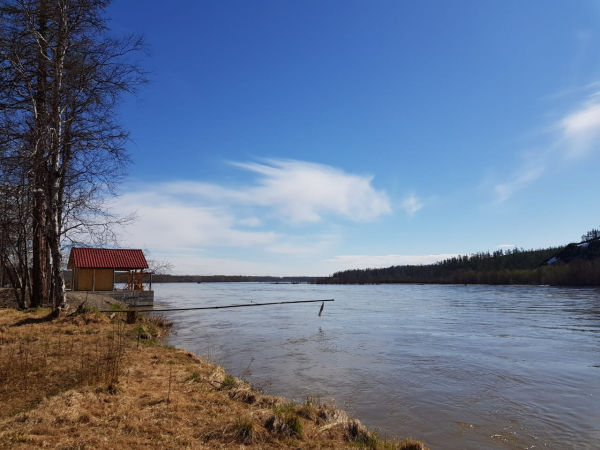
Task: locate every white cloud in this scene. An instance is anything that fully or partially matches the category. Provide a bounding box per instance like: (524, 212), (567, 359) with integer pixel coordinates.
(113, 159), (392, 250)
(266, 243), (326, 256)
(493, 164), (545, 203)
(104, 158), (411, 276)
(400, 194), (423, 216)
(492, 88), (600, 202)
(497, 244), (516, 249)
(494, 82), (600, 202)
(152, 252), (288, 276)
(157, 159), (391, 223)
(560, 101), (600, 158)
(238, 217), (261, 227)
(266, 235), (338, 256)
(109, 159), (396, 274)
(234, 159), (392, 222)
(111, 191), (278, 251)
(324, 254), (457, 271)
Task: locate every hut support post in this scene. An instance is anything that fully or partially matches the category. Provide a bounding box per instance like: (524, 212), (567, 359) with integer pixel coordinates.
(92, 269), (96, 292)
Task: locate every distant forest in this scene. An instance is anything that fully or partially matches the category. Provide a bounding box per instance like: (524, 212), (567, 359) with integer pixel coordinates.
(316, 231), (600, 286)
(148, 229), (600, 287)
(150, 275), (317, 283)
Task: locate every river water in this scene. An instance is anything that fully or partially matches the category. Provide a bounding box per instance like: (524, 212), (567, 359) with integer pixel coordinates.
(156, 283), (600, 450)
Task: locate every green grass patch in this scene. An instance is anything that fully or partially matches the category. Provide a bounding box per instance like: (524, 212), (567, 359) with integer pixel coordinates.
(132, 323), (159, 339)
(273, 401), (297, 416)
(353, 433), (426, 450)
(284, 415), (302, 437)
(186, 372), (201, 382)
(220, 375), (237, 389)
(231, 417), (259, 444)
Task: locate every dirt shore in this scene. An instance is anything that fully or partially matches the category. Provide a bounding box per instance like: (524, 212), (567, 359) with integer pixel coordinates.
(0, 303), (428, 449)
(0, 289), (126, 311)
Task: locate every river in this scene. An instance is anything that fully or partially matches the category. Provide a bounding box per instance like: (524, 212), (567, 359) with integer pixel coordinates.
(155, 283), (600, 450)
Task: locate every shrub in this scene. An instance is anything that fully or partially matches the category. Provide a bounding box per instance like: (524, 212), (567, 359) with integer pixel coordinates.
(231, 417), (263, 444)
(220, 375), (237, 390)
(186, 372), (201, 383)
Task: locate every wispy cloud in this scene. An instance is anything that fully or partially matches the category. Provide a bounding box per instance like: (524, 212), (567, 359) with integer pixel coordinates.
(325, 254), (456, 271)
(400, 194), (423, 216)
(493, 88), (600, 202)
(148, 250), (291, 276)
(497, 244), (516, 249)
(493, 164), (545, 203)
(110, 159), (393, 273)
(559, 100), (600, 158)
(238, 217), (262, 227)
(232, 159), (392, 222)
(266, 239), (335, 256)
(162, 159), (391, 223)
(112, 192), (278, 251)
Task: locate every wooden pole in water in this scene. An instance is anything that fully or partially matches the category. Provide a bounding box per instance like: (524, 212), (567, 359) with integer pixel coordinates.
(101, 298), (334, 313)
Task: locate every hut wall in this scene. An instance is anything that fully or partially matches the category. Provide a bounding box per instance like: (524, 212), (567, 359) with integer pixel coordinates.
(74, 268), (114, 291)
(94, 269), (114, 291)
(76, 269), (94, 291)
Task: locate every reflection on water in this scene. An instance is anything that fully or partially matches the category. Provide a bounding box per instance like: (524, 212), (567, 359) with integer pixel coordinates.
(157, 283), (600, 450)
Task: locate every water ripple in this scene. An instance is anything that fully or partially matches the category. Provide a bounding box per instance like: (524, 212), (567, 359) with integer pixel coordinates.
(161, 283), (600, 450)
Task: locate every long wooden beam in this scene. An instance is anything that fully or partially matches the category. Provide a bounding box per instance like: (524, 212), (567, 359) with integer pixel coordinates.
(101, 298), (334, 313)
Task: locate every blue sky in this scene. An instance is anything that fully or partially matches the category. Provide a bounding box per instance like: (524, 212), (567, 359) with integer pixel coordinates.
(106, 1), (600, 275)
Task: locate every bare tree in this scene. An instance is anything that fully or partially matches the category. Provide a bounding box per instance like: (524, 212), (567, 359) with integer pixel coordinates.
(143, 248), (174, 276)
(581, 227), (600, 243)
(0, 0), (147, 311)
(0, 157), (32, 309)
(0, 0), (52, 307)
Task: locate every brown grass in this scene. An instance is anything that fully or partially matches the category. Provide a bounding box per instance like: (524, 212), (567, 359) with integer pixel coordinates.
(0, 307), (429, 450)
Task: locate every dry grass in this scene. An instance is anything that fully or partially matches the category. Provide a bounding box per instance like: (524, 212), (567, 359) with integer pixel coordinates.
(0, 307), (429, 450)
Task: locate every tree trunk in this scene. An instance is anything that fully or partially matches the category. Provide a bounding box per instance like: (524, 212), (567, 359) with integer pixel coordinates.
(49, 226), (66, 310)
(31, 194), (49, 307)
(47, 1), (67, 312)
(30, 0), (50, 308)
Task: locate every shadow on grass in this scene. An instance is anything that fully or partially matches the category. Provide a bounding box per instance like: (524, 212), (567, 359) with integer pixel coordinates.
(11, 311), (56, 326)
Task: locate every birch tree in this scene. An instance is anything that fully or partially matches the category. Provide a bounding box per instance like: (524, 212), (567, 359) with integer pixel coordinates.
(0, 0), (147, 310)
(0, 154), (32, 309)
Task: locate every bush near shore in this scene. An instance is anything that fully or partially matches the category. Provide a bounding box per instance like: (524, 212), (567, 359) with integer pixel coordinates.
(0, 306), (428, 450)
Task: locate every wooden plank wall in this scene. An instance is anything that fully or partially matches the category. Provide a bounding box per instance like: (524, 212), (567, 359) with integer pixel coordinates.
(76, 269), (93, 291)
(74, 268), (114, 291)
(94, 269), (114, 291)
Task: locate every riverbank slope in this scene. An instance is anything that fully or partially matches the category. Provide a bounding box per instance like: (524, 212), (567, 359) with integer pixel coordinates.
(0, 306), (427, 449)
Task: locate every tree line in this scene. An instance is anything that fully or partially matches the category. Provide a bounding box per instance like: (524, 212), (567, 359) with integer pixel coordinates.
(0, 0), (145, 310)
(581, 227), (600, 243)
(316, 241), (600, 286)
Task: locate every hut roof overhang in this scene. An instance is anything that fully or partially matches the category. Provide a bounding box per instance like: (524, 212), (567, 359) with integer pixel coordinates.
(67, 248), (149, 270)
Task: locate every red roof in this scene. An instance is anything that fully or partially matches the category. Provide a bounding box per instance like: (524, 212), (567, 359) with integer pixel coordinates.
(68, 248), (149, 270)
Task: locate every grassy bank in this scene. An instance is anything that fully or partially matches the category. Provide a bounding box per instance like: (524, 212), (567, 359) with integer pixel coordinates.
(0, 306), (428, 449)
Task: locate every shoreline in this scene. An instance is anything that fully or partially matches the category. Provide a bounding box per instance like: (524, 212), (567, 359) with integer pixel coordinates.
(0, 302), (429, 449)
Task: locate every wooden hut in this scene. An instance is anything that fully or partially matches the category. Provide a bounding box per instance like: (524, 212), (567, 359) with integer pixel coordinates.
(67, 248), (149, 292)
